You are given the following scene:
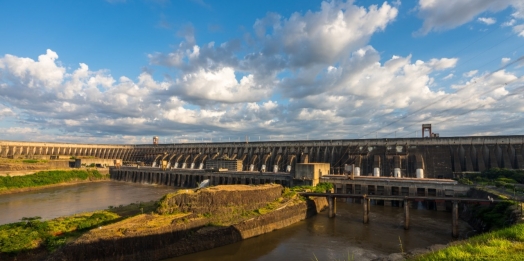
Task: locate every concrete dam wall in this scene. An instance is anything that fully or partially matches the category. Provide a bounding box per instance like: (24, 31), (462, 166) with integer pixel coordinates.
(3, 135), (524, 179)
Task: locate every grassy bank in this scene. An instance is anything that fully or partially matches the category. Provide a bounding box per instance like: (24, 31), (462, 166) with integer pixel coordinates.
(0, 201), (155, 257)
(0, 212), (120, 256)
(0, 184), (321, 260)
(412, 223), (524, 260)
(0, 169), (107, 193)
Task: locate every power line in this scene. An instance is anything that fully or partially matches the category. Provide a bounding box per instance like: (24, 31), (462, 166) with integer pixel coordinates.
(358, 55), (524, 139)
(398, 82), (524, 137)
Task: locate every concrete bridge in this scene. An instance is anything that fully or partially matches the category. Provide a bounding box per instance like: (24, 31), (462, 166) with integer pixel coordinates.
(3, 135), (524, 179)
(300, 192), (506, 237)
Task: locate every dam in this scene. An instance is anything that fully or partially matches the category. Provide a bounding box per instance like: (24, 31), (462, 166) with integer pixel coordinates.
(2, 135), (524, 179)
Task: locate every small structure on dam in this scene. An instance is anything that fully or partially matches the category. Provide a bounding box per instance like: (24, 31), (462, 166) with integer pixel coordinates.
(295, 163), (330, 186)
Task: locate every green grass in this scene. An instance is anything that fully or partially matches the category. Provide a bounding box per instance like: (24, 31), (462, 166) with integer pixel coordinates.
(290, 182), (334, 194)
(412, 223), (524, 261)
(0, 201), (156, 256)
(0, 211), (120, 255)
(0, 169), (107, 192)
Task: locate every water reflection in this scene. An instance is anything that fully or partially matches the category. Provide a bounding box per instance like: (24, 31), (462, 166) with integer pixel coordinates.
(0, 181), (176, 224)
(168, 199), (473, 261)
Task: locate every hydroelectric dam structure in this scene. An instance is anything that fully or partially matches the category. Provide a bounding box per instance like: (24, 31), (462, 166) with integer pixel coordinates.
(2, 135), (524, 179)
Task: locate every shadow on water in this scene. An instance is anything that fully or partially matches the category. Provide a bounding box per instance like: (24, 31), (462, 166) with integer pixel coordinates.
(166, 199), (474, 261)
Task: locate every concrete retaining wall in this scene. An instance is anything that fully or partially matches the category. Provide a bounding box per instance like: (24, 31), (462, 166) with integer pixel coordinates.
(49, 198), (327, 261)
(234, 197), (327, 239)
(157, 184), (283, 215)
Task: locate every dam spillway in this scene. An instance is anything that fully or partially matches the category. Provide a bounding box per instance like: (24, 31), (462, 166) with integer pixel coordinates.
(2, 135), (524, 179)
(109, 167), (293, 188)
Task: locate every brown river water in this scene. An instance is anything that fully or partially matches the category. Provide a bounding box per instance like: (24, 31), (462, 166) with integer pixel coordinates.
(168, 201), (474, 261)
(0, 181), (175, 224)
(0, 182), (473, 260)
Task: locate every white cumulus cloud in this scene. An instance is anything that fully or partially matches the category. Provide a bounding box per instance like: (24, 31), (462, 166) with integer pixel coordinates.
(478, 17), (496, 25)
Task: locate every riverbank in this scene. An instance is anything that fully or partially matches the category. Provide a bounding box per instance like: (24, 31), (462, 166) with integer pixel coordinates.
(0, 169), (109, 195)
(402, 186), (524, 260)
(49, 184), (327, 261)
(1, 184), (327, 261)
(410, 223), (524, 260)
(0, 200), (156, 261)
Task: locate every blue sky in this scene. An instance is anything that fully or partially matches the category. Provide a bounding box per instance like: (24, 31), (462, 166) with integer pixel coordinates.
(1, 0), (524, 144)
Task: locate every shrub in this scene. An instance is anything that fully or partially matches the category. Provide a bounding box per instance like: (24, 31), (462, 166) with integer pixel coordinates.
(494, 181), (505, 188)
(504, 183), (515, 190)
(313, 182), (334, 193)
(458, 178), (473, 185)
(497, 177), (517, 184)
(482, 168), (524, 184)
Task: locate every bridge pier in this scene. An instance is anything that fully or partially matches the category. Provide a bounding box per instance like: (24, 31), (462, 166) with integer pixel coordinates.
(404, 199), (409, 230)
(452, 201), (459, 238)
(363, 196), (369, 224)
(328, 196), (336, 218)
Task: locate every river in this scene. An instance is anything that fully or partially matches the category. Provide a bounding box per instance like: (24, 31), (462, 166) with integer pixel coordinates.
(167, 200), (473, 261)
(0, 183), (473, 260)
(0, 181), (176, 225)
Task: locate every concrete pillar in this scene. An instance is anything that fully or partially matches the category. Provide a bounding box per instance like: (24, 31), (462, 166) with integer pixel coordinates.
(452, 201), (459, 238)
(363, 196), (369, 224)
(328, 196), (336, 218)
(404, 199), (409, 230)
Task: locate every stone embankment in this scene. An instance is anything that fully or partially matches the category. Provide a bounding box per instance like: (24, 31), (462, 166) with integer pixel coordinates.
(48, 184), (327, 261)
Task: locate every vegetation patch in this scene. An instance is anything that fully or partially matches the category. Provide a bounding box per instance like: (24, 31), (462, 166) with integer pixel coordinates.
(0, 169), (107, 192)
(289, 182), (334, 194)
(412, 223), (524, 261)
(0, 212), (119, 256)
(469, 200), (516, 230)
(0, 200), (161, 258)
